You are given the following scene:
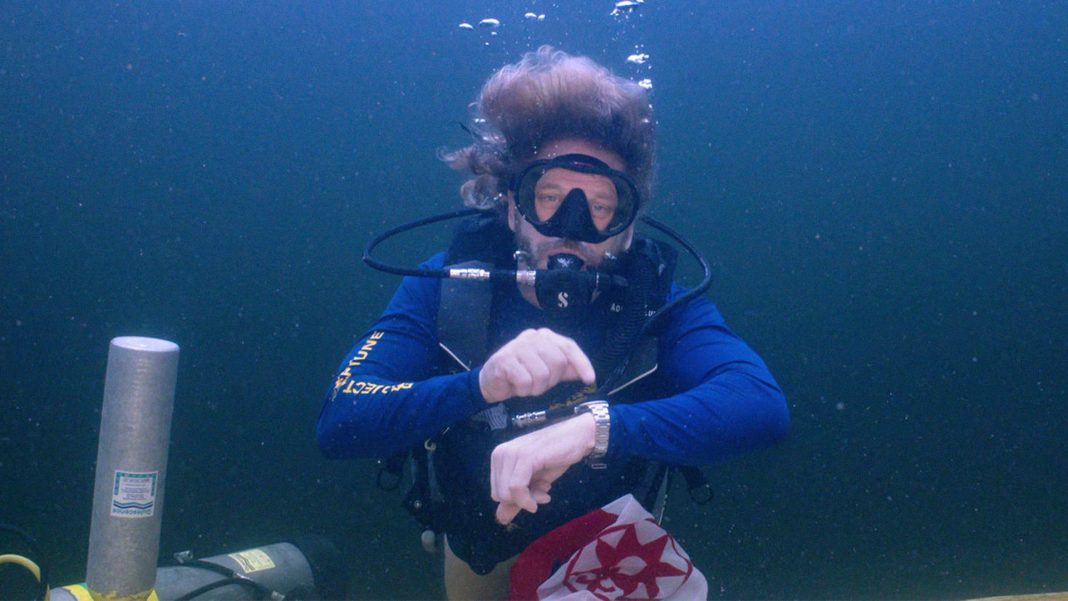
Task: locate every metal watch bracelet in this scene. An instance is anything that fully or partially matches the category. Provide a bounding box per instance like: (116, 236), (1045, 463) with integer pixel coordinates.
(575, 400), (610, 469)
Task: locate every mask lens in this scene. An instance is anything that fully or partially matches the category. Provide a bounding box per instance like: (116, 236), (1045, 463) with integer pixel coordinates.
(514, 155), (639, 242)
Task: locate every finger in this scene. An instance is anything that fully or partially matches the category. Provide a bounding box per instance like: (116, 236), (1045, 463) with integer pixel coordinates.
(529, 477), (554, 506)
(507, 460), (538, 514)
(493, 442), (535, 512)
(500, 357), (534, 398)
(496, 501), (522, 526)
(530, 477), (553, 497)
(491, 447), (517, 503)
(557, 336), (596, 385)
(515, 351), (553, 396)
(509, 483), (537, 514)
(490, 448), (499, 502)
(531, 342), (570, 388)
(479, 357), (514, 403)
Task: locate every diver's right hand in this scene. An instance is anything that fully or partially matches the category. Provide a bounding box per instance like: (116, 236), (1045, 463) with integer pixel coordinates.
(478, 328), (596, 403)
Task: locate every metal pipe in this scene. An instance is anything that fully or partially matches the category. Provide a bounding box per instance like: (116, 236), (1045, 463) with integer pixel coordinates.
(85, 336), (179, 600)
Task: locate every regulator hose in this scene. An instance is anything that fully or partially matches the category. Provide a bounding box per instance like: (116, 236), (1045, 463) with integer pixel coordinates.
(0, 523), (50, 601)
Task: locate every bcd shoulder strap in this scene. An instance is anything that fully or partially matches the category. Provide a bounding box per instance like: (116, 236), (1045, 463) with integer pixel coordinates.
(437, 259), (494, 372)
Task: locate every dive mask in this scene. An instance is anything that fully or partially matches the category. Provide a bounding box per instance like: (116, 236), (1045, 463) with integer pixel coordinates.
(511, 153), (640, 244)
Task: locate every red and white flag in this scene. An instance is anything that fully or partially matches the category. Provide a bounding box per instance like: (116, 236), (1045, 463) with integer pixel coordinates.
(509, 494), (708, 600)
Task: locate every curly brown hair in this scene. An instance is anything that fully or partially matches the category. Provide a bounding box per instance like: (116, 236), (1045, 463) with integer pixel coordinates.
(440, 46), (656, 218)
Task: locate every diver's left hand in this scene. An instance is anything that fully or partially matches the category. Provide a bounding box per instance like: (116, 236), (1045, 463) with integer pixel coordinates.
(490, 412), (597, 526)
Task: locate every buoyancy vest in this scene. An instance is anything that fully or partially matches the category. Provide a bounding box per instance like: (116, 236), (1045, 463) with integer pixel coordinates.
(425, 214), (678, 574)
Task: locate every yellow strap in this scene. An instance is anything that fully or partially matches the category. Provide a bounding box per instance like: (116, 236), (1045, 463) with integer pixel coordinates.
(58, 585), (159, 601)
(0, 553), (42, 581)
(93, 590), (159, 601)
(58, 584), (94, 601)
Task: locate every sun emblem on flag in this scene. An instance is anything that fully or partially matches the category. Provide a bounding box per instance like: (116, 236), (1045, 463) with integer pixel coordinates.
(561, 517), (694, 599)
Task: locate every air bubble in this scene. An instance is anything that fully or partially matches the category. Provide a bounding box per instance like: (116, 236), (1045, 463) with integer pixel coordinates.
(611, 0), (644, 17)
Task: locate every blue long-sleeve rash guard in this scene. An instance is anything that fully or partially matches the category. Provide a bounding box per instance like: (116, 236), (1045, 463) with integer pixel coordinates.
(317, 252), (789, 466)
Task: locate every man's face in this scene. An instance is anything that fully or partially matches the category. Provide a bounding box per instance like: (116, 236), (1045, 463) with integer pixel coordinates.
(508, 138), (634, 271)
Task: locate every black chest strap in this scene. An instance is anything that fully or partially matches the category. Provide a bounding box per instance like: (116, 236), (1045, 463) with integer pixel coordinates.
(437, 260), (494, 371)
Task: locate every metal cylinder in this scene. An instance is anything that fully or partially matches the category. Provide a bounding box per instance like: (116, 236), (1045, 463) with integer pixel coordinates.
(54, 537), (346, 601)
(85, 336), (179, 600)
(153, 542), (316, 600)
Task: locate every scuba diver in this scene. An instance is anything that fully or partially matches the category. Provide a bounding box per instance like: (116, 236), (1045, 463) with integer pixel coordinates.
(316, 46), (789, 600)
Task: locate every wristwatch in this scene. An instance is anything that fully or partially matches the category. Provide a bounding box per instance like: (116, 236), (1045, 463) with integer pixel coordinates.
(574, 400), (610, 470)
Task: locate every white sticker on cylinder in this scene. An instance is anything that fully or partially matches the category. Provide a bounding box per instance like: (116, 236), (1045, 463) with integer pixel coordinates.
(229, 549), (277, 574)
(110, 470), (158, 518)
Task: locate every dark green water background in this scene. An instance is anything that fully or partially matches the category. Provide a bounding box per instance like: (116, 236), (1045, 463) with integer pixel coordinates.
(2, 2), (1065, 599)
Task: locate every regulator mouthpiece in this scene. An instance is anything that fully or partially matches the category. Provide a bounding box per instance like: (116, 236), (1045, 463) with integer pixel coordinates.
(536, 253), (596, 315)
(547, 252), (585, 271)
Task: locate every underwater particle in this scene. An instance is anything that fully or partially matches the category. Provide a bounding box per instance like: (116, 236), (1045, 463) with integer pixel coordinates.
(835, 402), (845, 411)
(637, 78), (653, 90)
(458, 22), (474, 30)
(626, 52), (650, 65)
(478, 18), (501, 29)
(611, 0), (644, 17)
